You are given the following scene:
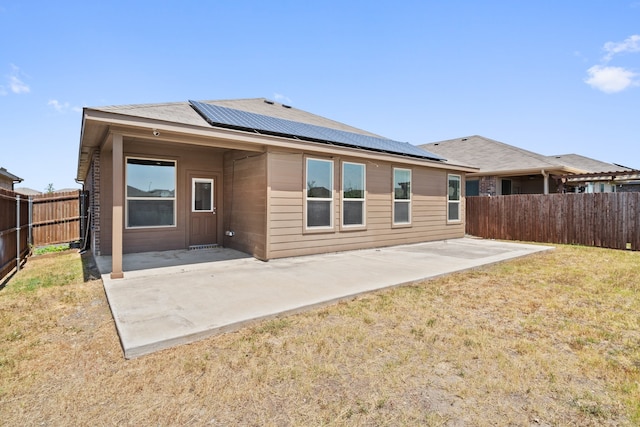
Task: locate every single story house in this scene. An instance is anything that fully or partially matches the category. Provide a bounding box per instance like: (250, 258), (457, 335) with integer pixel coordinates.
(420, 135), (633, 195)
(76, 98), (475, 278)
(0, 167), (23, 191)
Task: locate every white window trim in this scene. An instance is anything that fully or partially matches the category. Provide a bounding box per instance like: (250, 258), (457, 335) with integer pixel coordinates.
(125, 156), (177, 229)
(341, 161), (366, 228)
(192, 178), (214, 213)
(393, 167), (412, 226)
(448, 174), (462, 223)
(305, 157), (334, 230)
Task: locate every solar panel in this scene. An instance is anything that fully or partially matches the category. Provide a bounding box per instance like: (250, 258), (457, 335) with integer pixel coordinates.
(189, 100), (445, 161)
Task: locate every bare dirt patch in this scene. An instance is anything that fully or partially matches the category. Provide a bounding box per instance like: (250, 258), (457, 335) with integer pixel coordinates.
(1, 245), (639, 425)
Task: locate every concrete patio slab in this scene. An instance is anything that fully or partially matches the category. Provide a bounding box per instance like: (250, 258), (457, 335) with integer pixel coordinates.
(97, 238), (553, 358)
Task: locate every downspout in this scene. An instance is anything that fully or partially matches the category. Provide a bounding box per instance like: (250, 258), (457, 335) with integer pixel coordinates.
(541, 169), (549, 194)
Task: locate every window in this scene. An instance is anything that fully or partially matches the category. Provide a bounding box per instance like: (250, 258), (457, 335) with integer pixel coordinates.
(501, 179), (512, 195)
(126, 158), (176, 228)
(306, 158), (333, 228)
(466, 179), (479, 196)
(448, 174), (461, 222)
(342, 162), (365, 227)
(192, 178), (214, 212)
(393, 168), (411, 224)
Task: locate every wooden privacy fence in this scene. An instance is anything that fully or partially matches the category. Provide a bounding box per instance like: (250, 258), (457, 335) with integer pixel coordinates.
(0, 189), (87, 283)
(466, 193), (640, 250)
(31, 190), (87, 247)
(0, 188), (30, 282)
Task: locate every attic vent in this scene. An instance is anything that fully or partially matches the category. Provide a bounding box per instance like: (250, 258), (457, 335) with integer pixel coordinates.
(461, 138), (468, 141)
(434, 143), (439, 146)
(264, 99), (274, 105)
(282, 104), (292, 109)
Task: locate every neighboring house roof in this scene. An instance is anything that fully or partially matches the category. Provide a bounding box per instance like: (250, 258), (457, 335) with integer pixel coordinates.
(0, 167), (23, 183)
(79, 98), (470, 181)
(13, 187), (42, 196)
(548, 154), (632, 173)
(420, 135), (583, 176)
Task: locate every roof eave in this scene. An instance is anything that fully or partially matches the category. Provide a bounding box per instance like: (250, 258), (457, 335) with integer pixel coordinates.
(77, 109), (474, 173)
(467, 166), (582, 177)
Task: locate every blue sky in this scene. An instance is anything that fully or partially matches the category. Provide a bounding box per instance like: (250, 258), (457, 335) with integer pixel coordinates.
(1, 1), (639, 192)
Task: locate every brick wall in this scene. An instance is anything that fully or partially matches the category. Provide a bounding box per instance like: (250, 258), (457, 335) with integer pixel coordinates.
(90, 151), (101, 254)
(479, 176), (497, 196)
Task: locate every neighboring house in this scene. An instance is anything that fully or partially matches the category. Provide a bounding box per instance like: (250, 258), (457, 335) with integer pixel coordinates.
(76, 98), (475, 278)
(0, 167), (23, 191)
(14, 187), (42, 196)
(420, 135), (633, 196)
(549, 154), (640, 193)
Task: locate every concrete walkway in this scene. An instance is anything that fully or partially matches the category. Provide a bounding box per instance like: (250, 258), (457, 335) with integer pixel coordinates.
(96, 238), (553, 358)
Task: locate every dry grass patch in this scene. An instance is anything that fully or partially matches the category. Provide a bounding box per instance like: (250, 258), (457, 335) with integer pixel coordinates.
(0, 245), (639, 425)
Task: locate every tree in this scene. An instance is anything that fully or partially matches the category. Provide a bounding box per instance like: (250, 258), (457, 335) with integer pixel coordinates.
(45, 183), (55, 193)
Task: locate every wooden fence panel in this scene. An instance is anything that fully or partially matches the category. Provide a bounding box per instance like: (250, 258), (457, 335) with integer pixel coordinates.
(0, 188), (30, 282)
(31, 190), (83, 247)
(466, 193), (640, 250)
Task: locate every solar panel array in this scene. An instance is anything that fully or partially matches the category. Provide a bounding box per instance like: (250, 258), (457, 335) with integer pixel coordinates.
(189, 100), (445, 161)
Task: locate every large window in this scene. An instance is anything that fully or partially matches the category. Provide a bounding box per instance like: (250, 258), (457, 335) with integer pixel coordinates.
(342, 162), (365, 227)
(393, 168), (411, 224)
(126, 158), (176, 228)
(448, 174), (461, 222)
(306, 158), (333, 229)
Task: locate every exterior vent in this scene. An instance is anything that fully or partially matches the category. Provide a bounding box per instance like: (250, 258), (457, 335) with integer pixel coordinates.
(264, 99), (274, 105)
(189, 244), (219, 250)
(282, 104), (292, 109)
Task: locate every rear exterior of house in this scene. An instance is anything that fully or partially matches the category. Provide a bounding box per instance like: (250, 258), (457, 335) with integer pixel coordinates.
(77, 99), (474, 278)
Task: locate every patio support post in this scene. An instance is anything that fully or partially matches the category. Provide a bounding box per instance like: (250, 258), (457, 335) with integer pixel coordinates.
(111, 133), (124, 279)
(541, 169), (549, 195)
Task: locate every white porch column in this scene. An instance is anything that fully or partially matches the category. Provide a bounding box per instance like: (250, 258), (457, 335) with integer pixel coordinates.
(541, 169), (549, 195)
(111, 133), (124, 279)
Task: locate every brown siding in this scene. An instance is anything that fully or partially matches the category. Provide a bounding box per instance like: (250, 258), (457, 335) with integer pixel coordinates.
(98, 139), (225, 255)
(223, 151), (268, 259)
(266, 152), (465, 258)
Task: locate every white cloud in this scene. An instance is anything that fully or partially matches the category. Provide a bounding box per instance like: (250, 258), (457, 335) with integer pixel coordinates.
(273, 93), (292, 104)
(48, 99), (69, 112)
(603, 34), (640, 62)
(4, 64), (30, 94)
(48, 99), (82, 113)
(585, 35), (640, 93)
(584, 65), (639, 93)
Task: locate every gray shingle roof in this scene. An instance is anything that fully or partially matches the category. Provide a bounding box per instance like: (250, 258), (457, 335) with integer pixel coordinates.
(547, 154), (631, 173)
(91, 98), (384, 137)
(420, 135), (563, 173)
(88, 98), (445, 161)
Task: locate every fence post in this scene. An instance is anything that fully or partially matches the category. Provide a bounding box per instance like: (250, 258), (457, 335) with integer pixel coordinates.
(28, 196), (33, 246)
